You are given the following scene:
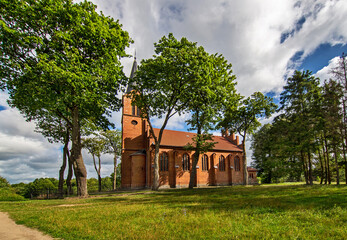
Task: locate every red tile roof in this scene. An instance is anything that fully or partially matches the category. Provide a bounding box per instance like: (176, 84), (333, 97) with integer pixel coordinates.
(247, 167), (257, 172)
(152, 128), (242, 152)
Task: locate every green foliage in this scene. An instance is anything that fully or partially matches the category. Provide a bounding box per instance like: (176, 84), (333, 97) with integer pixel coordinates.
(23, 178), (58, 198)
(87, 178), (99, 192)
(131, 33), (239, 189)
(82, 137), (105, 159)
(0, 184), (346, 239)
(0, 176), (10, 188)
(110, 163), (122, 189)
(100, 129), (122, 156)
(221, 91), (277, 184)
(11, 182), (27, 196)
(131, 33), (201, 124)
(1, 0), (132, 196)
(1, 0), (131, 122)
(0, 188), (25, 201)
(221, 92), (277, 139)
(0, 176), (25, 201)
(87, 175), (117, 193)
(251, 69), (347, 185)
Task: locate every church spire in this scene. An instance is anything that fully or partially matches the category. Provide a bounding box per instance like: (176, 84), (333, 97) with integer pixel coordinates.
(126, 52), (138, 93)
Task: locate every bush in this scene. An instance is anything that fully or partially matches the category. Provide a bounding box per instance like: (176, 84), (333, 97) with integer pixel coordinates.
(0, 176), (10, 188)
(0, 187), (25, 201)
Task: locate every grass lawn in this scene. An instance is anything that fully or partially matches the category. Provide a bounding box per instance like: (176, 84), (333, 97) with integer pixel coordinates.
(0, 184), (346, 239)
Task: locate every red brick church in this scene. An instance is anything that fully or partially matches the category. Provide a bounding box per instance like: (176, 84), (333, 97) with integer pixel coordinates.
(121, 59), (257, 189)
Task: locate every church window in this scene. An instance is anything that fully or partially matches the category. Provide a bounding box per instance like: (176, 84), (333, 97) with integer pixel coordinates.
(131, 120), (138, 125)
(160, 152), (169, 171)
(132, 105), (136, 116)
(136, 106), (140, 116)
(202, 154), (208, 171)
(234, 156), (240, 171)
(219, 155), (225, 171)
(182, 154), (190, 171)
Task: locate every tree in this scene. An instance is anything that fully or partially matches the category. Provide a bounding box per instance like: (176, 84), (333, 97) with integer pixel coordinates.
(100, 129), (122, 190)
(183, 51), (238, 188)
(34, 114), (72, 198)
(220, 92), (277, 185)
(330, 54), (347, 184)
(251, 121), (303, 183)
(24, 178), (58, 198)
(1, 0), (132, 196)
(279, 70), (321, 185)
(82, 137), (105, 192)
(0, 176), (10, 188)
(321, 79), (344, 184)
(131, 34), (206, 190)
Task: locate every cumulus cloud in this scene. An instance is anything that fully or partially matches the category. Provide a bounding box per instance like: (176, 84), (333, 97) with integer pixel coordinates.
(315, 56), (340, 82)
(92, 0), (347, 97)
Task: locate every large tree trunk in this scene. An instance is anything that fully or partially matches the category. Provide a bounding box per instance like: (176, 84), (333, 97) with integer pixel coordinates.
(300, 150), (309, 185)
(323, 134), (332, 184)
(189, 129), (202, 189)
(71, 106), (88, 197)
(189, 151), (199, 189)
(341, 133), (347, 185)
(308, 148), (313, 185)
(318, 149), (324, 184)
(152, 143), (160, 190)
(66, 153), (73, 196)
(242, 135), (248, 185)
(113, 153), (117, 190)
(333, 145), (340, 185)
(322, 139), (328, 185)
(98, 156), (102, 192)
(58, 128), (70, 198)
(57, 140), (68, 198)
(92, 154), (102, 192)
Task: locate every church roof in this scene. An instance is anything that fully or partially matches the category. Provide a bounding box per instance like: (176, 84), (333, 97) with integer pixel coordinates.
(247, 167), (257, 172)
(126, 57), (138, 93)
(152, 128), (243, 152)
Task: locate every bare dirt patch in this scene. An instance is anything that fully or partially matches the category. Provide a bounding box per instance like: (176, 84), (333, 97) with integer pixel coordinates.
(0, 212), (56, 240)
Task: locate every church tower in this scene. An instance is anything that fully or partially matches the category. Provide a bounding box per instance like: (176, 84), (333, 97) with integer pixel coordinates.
(121, 57), (147, 189)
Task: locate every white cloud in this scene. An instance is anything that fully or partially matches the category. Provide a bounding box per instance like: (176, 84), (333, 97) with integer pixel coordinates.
(151, 112), (191, 130)
(315, 56), (340, 82)
(90, 0), (347, 97)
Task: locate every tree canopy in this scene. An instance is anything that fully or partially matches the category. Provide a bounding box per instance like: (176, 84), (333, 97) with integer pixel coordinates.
(0, 0), (132, 196)
(220, 92), (277, 184)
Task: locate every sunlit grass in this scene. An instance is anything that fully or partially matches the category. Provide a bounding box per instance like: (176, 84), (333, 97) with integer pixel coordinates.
(0, 184), (346, 239)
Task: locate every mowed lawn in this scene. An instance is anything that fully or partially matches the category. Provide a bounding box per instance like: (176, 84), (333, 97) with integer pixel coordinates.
(0, 184), (346, 239)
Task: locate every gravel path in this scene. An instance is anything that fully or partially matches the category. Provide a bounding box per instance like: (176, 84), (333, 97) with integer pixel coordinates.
(0, 212), (55, 240)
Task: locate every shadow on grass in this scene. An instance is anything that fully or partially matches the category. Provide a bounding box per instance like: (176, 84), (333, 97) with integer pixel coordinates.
(89, 184), (347, 213)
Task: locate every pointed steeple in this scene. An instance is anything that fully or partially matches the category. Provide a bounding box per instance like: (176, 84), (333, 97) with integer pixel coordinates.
(126, 53), (138, 93)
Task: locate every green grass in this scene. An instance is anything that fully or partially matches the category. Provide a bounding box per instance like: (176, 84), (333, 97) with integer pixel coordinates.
(0, 187), (26, 201)
(0, 184), (346, 239)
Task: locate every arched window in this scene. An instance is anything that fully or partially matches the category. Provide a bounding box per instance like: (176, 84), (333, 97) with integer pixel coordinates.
(182, 154), (190, 171)
(234, 156), (240, 171)
(136, 106), (140, 116)
(219, 155), (225, 171)
(160, 152), (169, 171)
(202, 154), (209, 171)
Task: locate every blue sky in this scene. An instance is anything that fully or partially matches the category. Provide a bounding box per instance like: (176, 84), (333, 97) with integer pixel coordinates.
(299, 43), (347, 73)
(1, 0), (347, 183)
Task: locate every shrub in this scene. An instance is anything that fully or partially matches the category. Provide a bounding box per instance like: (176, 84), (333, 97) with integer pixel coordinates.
(0, 187), (25, 201)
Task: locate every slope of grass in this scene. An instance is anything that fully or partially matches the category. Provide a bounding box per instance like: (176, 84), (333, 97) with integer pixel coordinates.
(0, 187), (26, 201)
(0, 184), (346, 239)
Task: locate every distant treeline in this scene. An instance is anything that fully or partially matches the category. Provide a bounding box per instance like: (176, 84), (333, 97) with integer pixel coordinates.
(251, 56), (347, 185)
(0, 174), (121, 200)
